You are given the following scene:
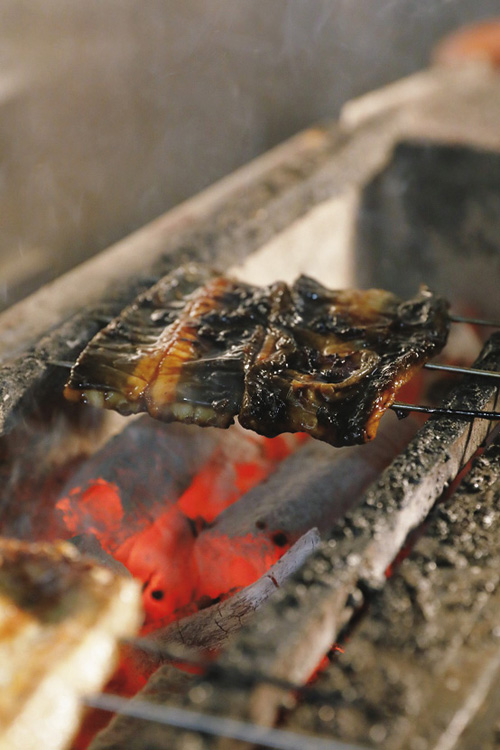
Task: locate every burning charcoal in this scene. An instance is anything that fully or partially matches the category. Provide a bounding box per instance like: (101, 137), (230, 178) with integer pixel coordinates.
(136, 528), (321, 660)
(115, 430), (304, 626)
(111, 431), (321, 630)
(64, 263), (450, 447)
(52, 417), (225, 550)
(0, 538), (142, 750)
(53, 411), (303, 626)
(175, 412), (417, 617)
(206, 411), (418, 544)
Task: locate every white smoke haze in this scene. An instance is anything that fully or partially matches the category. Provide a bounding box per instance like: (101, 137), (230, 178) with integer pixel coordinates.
(0, 0), (499, 307)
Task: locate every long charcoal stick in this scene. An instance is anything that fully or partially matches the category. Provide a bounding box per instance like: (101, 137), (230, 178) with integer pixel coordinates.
(235, 333), (500, 723)
(284, 438), (500, 750)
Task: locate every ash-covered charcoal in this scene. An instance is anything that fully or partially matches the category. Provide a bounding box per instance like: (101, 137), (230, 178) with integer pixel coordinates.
(282, 439), (500, 750)
(65, 263), (450, 447)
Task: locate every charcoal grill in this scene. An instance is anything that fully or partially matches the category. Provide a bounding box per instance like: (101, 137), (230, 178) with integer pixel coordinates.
(2, 63), (500, 750)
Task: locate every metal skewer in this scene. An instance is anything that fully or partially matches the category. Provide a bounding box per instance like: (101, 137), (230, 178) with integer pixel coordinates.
(82, 693), (365, 750)
(391, 402), (500, 421)
(449, 314), (500, 328)
(423, 362), (500, 379)
(48, 360), (75, 369)
(48, 360), (500, 379)
(50, 360), (500, 420)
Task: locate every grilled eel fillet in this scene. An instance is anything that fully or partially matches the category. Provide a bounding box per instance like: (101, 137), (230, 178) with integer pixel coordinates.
(0, 538), (142, 750)
(64, 264), (450, 447)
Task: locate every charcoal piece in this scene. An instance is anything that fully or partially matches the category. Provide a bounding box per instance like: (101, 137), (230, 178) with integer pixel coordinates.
(65, 263), (449, 447)
(69, 534), (132, 577)
(208, 411), (417, 542)
(57, 416), (223, 518)
(283, 439), (500, 750)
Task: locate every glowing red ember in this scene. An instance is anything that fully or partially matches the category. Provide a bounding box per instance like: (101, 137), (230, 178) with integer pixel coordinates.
(55, 430), (305, 627)
(56, 479), (124, 553)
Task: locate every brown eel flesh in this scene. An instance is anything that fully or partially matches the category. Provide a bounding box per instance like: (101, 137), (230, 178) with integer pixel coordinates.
(64, 263), (450, 447)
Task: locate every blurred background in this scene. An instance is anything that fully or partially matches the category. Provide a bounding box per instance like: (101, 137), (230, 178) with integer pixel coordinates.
(1, 0), (499, 309)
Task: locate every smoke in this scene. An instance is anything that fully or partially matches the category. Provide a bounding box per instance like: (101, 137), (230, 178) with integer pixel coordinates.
(1, 0), (500, 309)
